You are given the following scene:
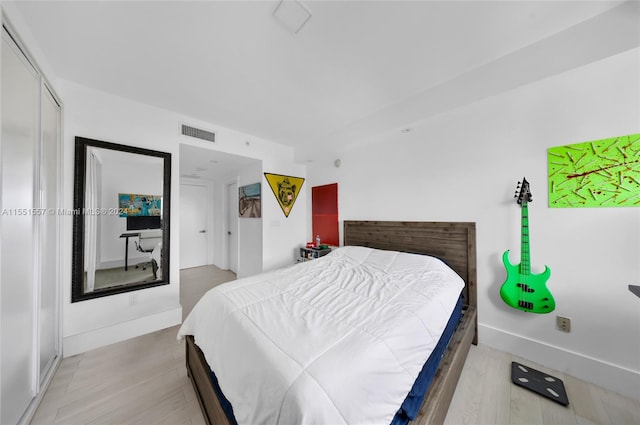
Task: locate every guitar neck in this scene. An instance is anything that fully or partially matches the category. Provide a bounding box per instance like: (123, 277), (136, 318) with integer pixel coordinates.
(520, 203), (531, 275)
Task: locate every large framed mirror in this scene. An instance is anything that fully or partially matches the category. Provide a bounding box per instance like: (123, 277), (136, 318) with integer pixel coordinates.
(72, 137), (171, 302)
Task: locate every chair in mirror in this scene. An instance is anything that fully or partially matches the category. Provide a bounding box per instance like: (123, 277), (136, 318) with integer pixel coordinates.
(72, 137), (171, 302)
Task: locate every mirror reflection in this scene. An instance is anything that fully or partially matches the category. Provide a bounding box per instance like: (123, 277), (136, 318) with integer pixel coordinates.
(73, 137), (171, 302)
(85, 148), (163, 291)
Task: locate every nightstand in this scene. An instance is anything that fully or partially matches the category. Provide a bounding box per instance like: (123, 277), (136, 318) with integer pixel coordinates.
(298, 246), (331, 262)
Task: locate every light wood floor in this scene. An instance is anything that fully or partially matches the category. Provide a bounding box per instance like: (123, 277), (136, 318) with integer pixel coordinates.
(30, 265), (639, 425)
(178, 265), (237, 321)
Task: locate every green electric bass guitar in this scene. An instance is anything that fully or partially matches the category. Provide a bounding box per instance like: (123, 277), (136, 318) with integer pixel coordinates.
(500, 178), (555, 314)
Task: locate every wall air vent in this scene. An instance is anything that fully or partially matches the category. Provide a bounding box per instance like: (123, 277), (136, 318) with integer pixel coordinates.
(181, 124), (216, 143)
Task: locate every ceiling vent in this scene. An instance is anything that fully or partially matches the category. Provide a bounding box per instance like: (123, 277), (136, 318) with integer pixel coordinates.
(181, 124), (216, 143)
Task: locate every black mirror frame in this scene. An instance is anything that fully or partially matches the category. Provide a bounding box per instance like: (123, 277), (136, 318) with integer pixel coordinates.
(72, 136), (171, 302)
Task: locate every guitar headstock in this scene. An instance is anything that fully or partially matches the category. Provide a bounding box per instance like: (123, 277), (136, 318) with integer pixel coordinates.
(514, 177), (532, 205)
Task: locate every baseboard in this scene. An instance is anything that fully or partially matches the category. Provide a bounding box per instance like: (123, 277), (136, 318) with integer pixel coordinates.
(63, 307), (182, 357)
(479, 323), (640, 401)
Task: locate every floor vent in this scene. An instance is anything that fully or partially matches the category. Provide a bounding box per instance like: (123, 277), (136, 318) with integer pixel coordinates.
(181, 124), (215, 143)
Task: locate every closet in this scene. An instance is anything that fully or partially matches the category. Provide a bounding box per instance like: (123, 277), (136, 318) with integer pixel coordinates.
(1, 23), (62, 425)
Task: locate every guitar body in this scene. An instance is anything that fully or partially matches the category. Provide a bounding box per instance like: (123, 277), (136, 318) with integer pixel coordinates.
(500, 250), (555, 314)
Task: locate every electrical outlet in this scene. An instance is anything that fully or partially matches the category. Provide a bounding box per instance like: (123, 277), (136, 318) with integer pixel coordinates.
(129, 293), (138, 306)
(556, 316), (571, 333)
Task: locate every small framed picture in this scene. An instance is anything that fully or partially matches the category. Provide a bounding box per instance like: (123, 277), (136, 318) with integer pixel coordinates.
(239, 183), (261, 218)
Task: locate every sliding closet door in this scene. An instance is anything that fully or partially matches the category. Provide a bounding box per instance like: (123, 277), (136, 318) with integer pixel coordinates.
(39, 87), (60, 379)
(1, 29), (39, 425)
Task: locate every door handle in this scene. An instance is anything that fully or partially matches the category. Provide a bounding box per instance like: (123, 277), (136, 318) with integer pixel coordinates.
(199, 230), (206, 233)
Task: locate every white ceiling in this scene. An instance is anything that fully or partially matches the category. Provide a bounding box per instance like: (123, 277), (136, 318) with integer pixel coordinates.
(8, 0), (634, 162)
(179, 144), (261, 181)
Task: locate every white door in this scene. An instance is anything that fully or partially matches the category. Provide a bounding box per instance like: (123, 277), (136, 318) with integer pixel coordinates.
(227, 183), (238, 273)
(1, 28), (39, 425)
(39, 86), (61, 380)
(180, 184), (209, 269)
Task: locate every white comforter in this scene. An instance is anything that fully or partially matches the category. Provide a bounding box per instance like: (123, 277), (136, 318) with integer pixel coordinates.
(177, 246), (464, 425)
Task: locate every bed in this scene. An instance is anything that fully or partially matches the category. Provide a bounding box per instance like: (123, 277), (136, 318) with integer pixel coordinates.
(179, 220), (477, 425)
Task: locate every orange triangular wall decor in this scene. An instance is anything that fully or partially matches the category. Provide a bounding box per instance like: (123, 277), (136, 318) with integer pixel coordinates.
(264, 173), (305, 217)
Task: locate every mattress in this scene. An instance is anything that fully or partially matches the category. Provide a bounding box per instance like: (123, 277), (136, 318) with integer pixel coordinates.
(178, 246), (464, 425)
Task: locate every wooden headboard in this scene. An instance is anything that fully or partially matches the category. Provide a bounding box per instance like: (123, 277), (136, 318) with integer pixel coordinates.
(343, 221), (477, 309)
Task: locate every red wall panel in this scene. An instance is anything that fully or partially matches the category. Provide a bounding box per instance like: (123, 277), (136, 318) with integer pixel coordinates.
(312, 183), (338, 246)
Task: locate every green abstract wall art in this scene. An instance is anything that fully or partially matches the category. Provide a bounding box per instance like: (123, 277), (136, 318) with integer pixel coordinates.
(548, 133), (640, 208)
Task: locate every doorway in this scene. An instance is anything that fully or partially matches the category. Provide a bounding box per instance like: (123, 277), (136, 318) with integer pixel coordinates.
(227, 182), (239, 273)
(178, 144), (262, 276)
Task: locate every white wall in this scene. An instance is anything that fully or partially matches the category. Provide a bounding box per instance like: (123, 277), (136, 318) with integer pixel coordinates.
(60, 81), (307, 355)
(60, 81), (182, 355)
(262, 159), (308, 271)
(237, 163), (264, 278)
(306, 48), (640, 399)
(0, 19), (3, 425)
